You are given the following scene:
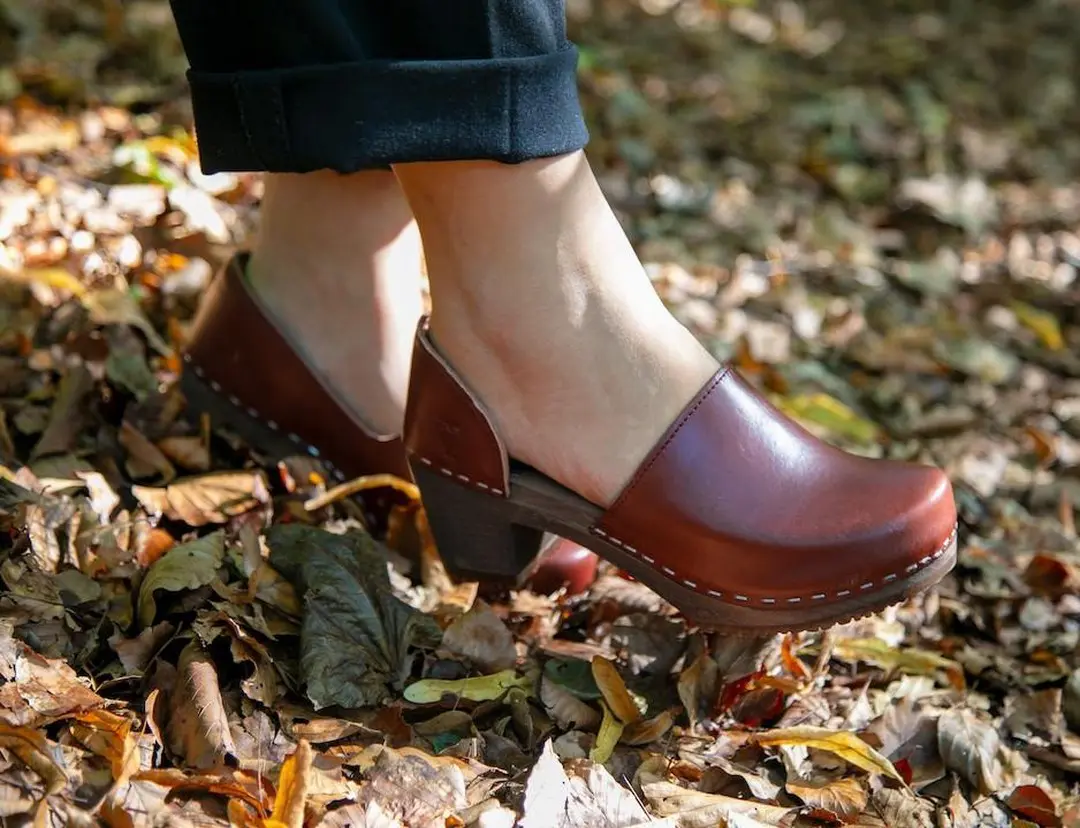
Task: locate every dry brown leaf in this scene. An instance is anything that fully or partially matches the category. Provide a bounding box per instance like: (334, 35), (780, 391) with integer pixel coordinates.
(1007, 785), (1060, 827)
(591, 655), (643, 724)
(540, 675), (601, 732)
(621, 709), (676, 746)
(678, 651), (718, 730)
(69, 709), (140, 788)
(0, 625), (103, 726)
(937, 709), (1004, 795)
(642, 781), (793, 827)
(352, 746), (468, 828)
(440, 600), (518, 672)
(165, 641), (237, 769)
(108, 622), (175, 674)
(119, 421), (176, 482)
(0, 722), (67, 796)
(156, 435), (210, 472)
(787, 776), (868, 821)
(133, 470), (268, 526)
(752, 726), (905, 783)
(30, 364), (94, 461)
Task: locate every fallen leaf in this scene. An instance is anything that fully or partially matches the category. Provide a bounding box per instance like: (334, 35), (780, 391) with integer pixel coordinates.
(0, 622), (102, 725)
(30, 364), (94, 460)
(137, 530), (225, 627)
(108, 621), (175, 674)
(133, 470), (267, 526)
(267, 524), (442, 709)
(591, 655), (643, 724)
(787, 776), (867, 821)
(1012, 301), (1064, 351)
(440, 600), (517, 672)
(642, 781), (793, 827)
(119, 420), (176, 482)
(269, 739), (312, 828)
(752, 726), (905, 783)
(832, 638), (965, 689)
(0, 722), (67, 795)
(404, 670), (532, 705)
(677, 652), (718, 729)
(69, 709), (139, 787)
(589, 701), (624, 764)
(520, 740), (652, 828)
(621, 709), (676, 746)
(156, 435), (210, 472)
(164, 641), (237, 769)
(352, 746), (467, 828)
(1007, 785), (1060, 827)
(540, 674), (601, 731)
(937, 708), (1004, 795)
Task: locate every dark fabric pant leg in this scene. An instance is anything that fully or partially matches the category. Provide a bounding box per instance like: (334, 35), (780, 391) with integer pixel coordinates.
(169, 0), (589, 174)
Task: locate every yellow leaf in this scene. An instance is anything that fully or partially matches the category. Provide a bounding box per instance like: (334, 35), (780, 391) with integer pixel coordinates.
(1012, 301), (1064, 351)
(774, 393), (880, 444)
(268, 740), (311, 828)
(832, 638), (965, 689)
(589, 701), (624, 764)
(3, 266), (87, 298)
(752, 726), (905, 784)
(404, 669), (533, 704)
(591, 655), (643, 724)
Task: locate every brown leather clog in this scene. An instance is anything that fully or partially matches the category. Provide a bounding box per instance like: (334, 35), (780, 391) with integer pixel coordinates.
(180, 253), (599, 594)
(405, 319), (958, 634)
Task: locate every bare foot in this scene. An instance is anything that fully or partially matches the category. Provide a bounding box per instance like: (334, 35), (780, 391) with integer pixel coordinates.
(395, 153), (719, 506)
(248, 170), (424, 436)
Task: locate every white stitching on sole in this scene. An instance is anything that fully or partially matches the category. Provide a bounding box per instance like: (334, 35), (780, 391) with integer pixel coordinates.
(587, 524), (958, 610)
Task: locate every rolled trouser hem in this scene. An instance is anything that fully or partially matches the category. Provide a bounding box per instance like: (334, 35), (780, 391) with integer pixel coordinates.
(187, 45), (589, 174)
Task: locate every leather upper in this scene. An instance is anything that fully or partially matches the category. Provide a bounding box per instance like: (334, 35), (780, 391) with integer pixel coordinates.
(594, 367), (956, 605)
(183, 253), (409, 480)
(405, 318), (957, 609)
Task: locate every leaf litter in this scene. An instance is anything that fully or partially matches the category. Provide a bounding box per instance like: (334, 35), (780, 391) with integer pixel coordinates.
(1, 0), (1080, 825)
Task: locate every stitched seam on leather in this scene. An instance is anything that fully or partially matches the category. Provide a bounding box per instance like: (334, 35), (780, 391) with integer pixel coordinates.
(410, 454), (505, 496)
(603, 366), (732, 518)
(415, 324), (510, 492)
(590, 523), (957, 607)
(184, 354), (348, 483)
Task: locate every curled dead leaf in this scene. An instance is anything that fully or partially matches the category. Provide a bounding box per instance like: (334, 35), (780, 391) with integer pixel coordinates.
(165, 641), (237, 769)
(591, 656), (643, 724)
(620, 709), (675, 746)
(540, 675), (601, 731)
(440, 600), (518, 673)
(133, 470), (268, 526)
(786, 776), (867, 821)
(137, 531), (225, 627)
(937, 708), (1004, 795)
(752, 726), (905, 784)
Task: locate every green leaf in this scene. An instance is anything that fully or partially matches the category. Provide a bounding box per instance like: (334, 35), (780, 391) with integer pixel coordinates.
(404, 669), (533, 705)
(137, 531), (225, 627)
(267, 524), (442, 710)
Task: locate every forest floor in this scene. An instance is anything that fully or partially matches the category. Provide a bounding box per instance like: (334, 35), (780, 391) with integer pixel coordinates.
(1, 1), (1079, 825)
